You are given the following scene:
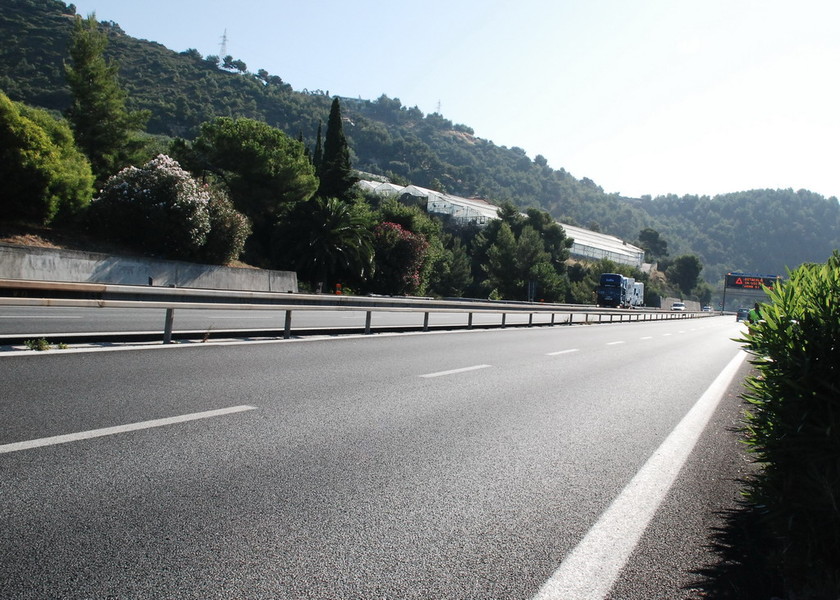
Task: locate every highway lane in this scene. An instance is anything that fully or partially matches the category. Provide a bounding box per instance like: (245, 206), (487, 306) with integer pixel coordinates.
(0, 305), (567, 337)
(0, 316), (747, 598)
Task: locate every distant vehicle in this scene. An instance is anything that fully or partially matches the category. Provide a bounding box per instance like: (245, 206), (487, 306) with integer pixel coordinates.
(735, 308), (750, 321)
(671, 302), (686, 311)
(702, 305), (712, 312)
(630, 281), (645, 308)
(597, 273), (644, 308)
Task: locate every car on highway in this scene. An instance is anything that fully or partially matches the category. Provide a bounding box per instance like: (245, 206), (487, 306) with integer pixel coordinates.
(670, 302), (686, 311)
(735, 308), (750, 321)
(702, 305), (712, 312)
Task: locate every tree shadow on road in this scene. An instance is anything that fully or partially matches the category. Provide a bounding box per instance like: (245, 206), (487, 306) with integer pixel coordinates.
(688, 493), (785, 599)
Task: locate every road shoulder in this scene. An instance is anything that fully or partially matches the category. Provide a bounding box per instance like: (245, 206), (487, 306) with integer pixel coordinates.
(607, 359), (784, 599)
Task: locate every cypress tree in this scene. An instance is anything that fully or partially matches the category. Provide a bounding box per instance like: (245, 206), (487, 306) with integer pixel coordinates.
(312, 121), (323, 174)
(317, 98), (356, 200)
(298, 130), (311, 162)
(64, 14), (148, 183)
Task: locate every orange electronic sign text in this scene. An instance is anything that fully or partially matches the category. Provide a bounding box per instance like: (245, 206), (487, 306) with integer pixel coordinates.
(725, 273), (780, 290)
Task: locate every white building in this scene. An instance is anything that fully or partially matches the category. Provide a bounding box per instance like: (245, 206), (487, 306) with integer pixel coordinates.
(357, 181), (645, 268)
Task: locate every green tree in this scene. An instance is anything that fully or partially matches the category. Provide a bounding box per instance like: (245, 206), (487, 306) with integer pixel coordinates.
(525, 207), (573, 266)
(428, 235), (472, 297)
(312, 121), (323, 172)
(496, 201), (525, 235)
(638, 227), (668, 261)
(477, 209), (571, 301)
(0, 92), (94, 224)
(174, 117), (318, 262)
(64, 13), (148, 182)
(483, 221), (519, 298)
(273, 197), (373, 291)
(667, 254), (703, 296)
(515, 226), (568, 301)
(528, 260), (568, 302)
(317, 97), (357, 200)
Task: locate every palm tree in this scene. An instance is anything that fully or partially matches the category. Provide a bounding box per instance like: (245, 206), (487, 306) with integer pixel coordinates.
(274, 197), (373, 291)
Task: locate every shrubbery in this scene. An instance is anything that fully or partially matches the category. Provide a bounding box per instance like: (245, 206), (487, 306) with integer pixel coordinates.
(369, 221), (429, 296)
(0, 91), (94, 224)
(88, 154), (249, 263)
(741, 251), (840, 598)
(203, 188), (251, 265)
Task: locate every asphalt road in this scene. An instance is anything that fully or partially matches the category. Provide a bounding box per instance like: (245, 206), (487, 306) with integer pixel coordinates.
(0, 305), (566, 337)
(0, 316), (751, 599)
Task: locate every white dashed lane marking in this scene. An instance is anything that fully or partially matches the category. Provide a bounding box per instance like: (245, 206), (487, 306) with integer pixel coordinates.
(419, 364), (492, 378)
(0, 405), (257, 454)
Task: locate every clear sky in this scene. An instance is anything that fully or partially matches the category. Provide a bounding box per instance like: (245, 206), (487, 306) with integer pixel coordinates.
(69, 0), (840, 200)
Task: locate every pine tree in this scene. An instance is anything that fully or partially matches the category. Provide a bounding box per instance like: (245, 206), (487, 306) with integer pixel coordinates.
(317, 98), (356, 200)
(64, 14), (148, 182)
(312, 121), (323, 174)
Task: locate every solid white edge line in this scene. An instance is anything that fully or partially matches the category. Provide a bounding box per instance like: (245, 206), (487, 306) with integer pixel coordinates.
(530, 350), (748, 600)
(420, 364), (492, 378)
(0, 405), (257, 454)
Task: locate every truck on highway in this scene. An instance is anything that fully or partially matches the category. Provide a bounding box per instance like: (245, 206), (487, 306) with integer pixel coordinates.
(629, 281), (644, 307)
(596, 273), (644, 308)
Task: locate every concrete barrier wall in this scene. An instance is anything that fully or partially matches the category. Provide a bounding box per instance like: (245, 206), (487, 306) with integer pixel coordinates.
(0, 244), (298, 293)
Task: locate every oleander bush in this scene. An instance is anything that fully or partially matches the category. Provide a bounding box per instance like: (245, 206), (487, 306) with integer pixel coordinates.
(201, 187), (251, 265)
(740, 250), (840, 598)
(88, 154), (211, 259)
(86, 154), (250, 265)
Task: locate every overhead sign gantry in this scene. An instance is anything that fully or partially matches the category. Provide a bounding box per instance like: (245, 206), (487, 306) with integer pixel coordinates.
(722, 272), (782, 311)
(724, 273), (781, 290)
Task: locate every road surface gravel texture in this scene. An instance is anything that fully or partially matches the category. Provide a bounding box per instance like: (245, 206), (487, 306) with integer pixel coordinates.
(0, 316), (757, 599)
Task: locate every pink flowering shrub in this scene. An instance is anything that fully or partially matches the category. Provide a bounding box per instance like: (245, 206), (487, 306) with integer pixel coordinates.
(369, 221), (429, 295)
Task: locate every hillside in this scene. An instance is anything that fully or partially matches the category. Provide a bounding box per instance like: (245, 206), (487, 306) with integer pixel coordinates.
(2, 0), (839, 282)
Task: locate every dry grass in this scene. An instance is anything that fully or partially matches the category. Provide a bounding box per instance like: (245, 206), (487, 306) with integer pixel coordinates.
(0, 222), (255, 269)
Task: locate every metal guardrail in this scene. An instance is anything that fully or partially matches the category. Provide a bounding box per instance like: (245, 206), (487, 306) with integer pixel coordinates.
(0, 278), (708, 344)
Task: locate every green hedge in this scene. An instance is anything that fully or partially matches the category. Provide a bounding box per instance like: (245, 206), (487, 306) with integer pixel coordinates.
(741, 251), (840, 598)
(1, 91), (94, 224)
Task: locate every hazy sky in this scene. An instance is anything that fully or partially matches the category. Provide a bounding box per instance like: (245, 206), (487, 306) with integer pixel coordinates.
(69, 0), (840, 200)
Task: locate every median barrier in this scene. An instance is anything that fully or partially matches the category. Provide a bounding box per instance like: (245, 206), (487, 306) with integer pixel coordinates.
(0, 278), (710, 345)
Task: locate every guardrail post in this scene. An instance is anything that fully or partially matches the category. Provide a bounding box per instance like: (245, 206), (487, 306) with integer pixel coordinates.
(284, 310), (292, 339)
(528, 313), (533, 326)
(468, 313), (473, 329)
(162, 283), (176, 344)
(365, 311), (372, 334)
(501, 313), (507, 328)
(423, 312), (429, 331)
(163, 308), (175, 344)
(551, 313), (555, 325)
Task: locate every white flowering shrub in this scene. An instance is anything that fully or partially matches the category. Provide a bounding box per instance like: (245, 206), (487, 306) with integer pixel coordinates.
(202, 187), (252, 264)
(89, 154), (212, 260)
